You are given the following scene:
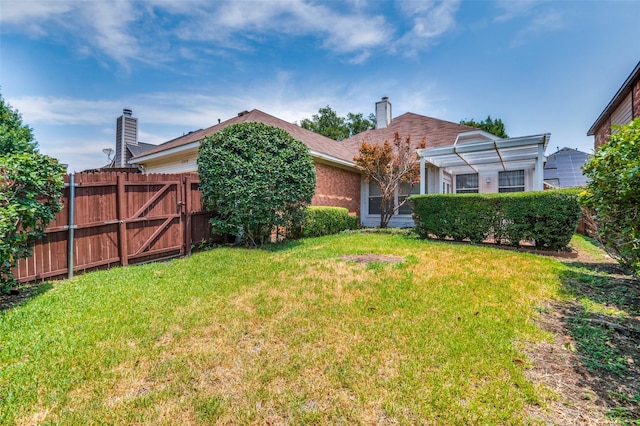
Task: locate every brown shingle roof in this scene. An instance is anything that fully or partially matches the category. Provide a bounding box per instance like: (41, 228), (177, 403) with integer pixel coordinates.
(132, 109), (356, 164)
(342, 112), (478, 153)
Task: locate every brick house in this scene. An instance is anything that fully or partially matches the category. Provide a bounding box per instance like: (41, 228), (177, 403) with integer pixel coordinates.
(130, 109), (361, 216)
(588, 60), (640, 149)
(130, 98), (550, 227)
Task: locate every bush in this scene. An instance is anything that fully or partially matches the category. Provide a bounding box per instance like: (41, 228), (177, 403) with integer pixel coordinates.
(300, 206), (358, 238)
(197, 122), (316, 247)
(581, 118), (640, 276)
(1, 153), (65, 291)
(411, 190), (581, 250)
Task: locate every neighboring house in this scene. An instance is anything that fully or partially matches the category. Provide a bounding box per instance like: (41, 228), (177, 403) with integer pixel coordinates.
(342, 98), (549, 227)
(130, 98), (550, 227)
(543, 147), (590, 189)
(107, 109), (156, 169)
(588, 60), (640, 149)
(129, 109), (362, 215)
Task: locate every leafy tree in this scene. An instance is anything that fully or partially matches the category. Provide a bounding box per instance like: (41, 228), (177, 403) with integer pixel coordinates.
(0, 94), (64, 291)
(354, 132), (426, 228)
(299, 106), (375, 140)
(346, 112), (375, 137)
(197, 122), (316, 247)
(1, 154), (65, 291)
(460, 116), (508, 139)
(581, 118), (640, 276)
(300, 105), (349, 141)
(0, 94), (38, 154)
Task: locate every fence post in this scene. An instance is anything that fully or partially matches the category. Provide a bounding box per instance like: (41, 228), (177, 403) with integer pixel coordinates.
(67, 173), (75, 279)
(117, 174), (129, 266)
(184, 174), (193, 256)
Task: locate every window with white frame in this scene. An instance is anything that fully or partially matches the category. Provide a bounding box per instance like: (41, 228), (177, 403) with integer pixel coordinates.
(368, 181), (383, 214)
(455, 173), (479, 193)
(368, 181), (416, 215)
(498, 170), (525, 192)
(398, 181), (418, 214)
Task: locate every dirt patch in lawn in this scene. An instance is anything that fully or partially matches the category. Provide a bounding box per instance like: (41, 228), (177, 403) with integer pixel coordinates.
(340, 254), (406, 264)
(524, 243), (640, 424)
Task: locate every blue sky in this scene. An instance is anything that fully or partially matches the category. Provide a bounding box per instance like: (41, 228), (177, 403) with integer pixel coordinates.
(1, 0), (639, 172)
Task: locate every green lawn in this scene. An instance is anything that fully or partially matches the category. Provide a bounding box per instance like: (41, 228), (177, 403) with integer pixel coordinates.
(0, 233), (567, 425)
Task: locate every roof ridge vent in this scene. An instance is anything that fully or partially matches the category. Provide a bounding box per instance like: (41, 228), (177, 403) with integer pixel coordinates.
(238, 110), (249, 117)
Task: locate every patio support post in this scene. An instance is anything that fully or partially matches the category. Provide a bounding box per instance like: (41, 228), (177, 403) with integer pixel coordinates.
(438, 169), (444, 193)
(420, 158), (426, 194)
(535, 142), (545, 191)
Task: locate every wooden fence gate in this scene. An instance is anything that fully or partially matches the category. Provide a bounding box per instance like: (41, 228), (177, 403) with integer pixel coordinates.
(12, 172), (219, 283)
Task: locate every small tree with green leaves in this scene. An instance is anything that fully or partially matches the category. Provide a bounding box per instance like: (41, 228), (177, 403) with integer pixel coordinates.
(354, 132), (425, 228)
(197, 122), (316, 247)
(1, 154), (65, 291)
(0, 95), (65, 291)
(460, 116), (509, 139)
(581, 118), (640, 276)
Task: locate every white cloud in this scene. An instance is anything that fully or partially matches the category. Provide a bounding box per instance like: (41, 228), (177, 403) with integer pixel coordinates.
(7, 96), (122, 125)
(76, 1), (142, 66)
(395, 0), (461, 54)
(509, 9), (564, 47)
(0, 0), (401, 66)
(490, 1), (564, 48)
(0, 0), (74, 26)
(174, 0), (392, 54)
(493, 0), (540, 22)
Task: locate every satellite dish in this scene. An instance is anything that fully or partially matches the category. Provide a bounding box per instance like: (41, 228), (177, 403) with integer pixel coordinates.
(102, 148), (114, 161)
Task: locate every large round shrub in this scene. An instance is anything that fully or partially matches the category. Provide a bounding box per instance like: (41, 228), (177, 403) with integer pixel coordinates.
(197, 122), (316, 247)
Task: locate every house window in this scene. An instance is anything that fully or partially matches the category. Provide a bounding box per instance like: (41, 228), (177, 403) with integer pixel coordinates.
(498, 170), (525, 192)
(368, 181), (415, 215)
(455, 173), (479, 193)
(368, 182), (381, 214)
(398, 181), (418, 215)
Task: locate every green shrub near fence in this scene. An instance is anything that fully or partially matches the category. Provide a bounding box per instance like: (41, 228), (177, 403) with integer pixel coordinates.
(301, 206), (358, 238)
(411, 190), (581, 250)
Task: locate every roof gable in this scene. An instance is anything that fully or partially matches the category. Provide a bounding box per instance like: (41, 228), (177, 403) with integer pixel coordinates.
(131, 109), (356, 165)
(588, 60), (640, 136)
(341, 112), (479, 151)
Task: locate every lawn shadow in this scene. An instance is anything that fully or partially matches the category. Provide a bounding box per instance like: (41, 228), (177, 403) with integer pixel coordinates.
(553, 262), (640, 422)
(561, 262), (640, 315)
(0, 282), (53, 312)
(261, 239), (304, 253)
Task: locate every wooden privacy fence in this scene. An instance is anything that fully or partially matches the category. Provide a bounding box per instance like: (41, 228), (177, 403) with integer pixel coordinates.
(12, 172), (220, 283)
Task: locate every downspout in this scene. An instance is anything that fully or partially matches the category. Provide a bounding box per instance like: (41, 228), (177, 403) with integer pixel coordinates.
(67, 173), (75, 279)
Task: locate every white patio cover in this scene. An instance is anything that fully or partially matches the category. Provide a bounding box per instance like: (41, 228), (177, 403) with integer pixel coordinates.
(417, 133), (550, 191)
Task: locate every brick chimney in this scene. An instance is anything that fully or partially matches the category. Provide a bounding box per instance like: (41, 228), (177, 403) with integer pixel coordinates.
(115, 108), (138, 167)
(375, 97), (392, 129)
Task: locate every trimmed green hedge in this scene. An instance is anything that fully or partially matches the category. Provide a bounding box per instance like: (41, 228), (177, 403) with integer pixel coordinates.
(301, 206), (358, 238)
(411, 190), (581, 250)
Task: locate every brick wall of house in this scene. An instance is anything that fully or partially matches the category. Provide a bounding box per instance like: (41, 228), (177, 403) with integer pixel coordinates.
(312, 161), (361, 215)
(594, 118), (611, 150)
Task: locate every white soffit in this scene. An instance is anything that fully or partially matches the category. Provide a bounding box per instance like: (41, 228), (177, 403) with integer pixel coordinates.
(417, 134), (550, 174)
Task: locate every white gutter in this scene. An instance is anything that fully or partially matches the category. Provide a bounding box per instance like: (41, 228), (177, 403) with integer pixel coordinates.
(308, 150), (357, 169)
(130, 141), (200, 164)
